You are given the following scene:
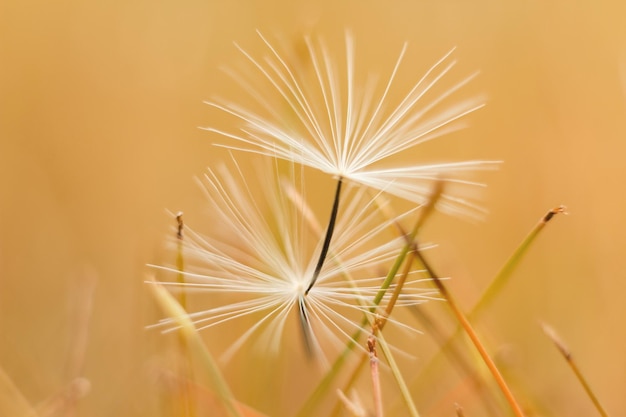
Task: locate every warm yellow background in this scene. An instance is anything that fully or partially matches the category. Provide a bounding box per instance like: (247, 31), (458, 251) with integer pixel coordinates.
(2, 0), (625, 416)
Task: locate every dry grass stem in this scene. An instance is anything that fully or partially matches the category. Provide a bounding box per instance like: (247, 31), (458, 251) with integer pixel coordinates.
(175, 211), (187, 308)
(469, 205), (567, 321)
(405, 204), (567, 413)
(337, 390), (366, 417)
(367, 336), (384, 417)
(35, 378), (91, 417)
(64, 268), (96, 382)
(171, 212), (197, 417)
(148, 279), (243, 417)
(413, 247), (526, 417)
(0, 366), (37, 417)
(541, 322), (609, 417)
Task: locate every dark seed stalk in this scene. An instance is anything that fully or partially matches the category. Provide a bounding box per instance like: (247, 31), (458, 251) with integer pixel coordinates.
(305, 177), (343, 295)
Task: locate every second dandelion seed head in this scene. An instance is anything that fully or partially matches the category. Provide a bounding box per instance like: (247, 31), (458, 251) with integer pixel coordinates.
(151, 156), (434, 364)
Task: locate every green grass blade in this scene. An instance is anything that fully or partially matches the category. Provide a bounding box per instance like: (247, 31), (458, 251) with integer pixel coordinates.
(148, 279), (243, 417)
(469, 206), (567, 321)
(376, 330), (421, 417)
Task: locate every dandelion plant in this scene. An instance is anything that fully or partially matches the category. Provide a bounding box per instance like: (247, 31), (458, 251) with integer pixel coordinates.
(202, 31), (497, 296)
(150, 30), (512, 417)
(150, 157), (436, 364)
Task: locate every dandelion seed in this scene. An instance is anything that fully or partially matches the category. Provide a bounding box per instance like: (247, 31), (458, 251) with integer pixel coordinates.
(150, 157), (436, 365)
(201, 32), (498, 291)
(202, 31), (498, 216)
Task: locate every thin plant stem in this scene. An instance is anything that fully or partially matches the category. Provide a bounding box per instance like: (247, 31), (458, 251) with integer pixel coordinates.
(469, 206), (567, 321)
(176, 212), (187, 309)
(174, 212), (196, 417)
(330, 355), (368, 417)
(337, 390), (366, 417)
(377, 199), (501, 415)
(378, 249), (416, 329)
(541, 322), (609, 417)
(413, 247), (526, 417)
(406, 206), (566, 411)
(329, 253), (416, 417)
(367, 336), (384, 417)
(367, 250), (422, 417)
(371, 181), (443, 308)
(306, 177), (343, 294)
(406, 304), (501, 416)
(0, 366), (36, 417)
(375, 329), (421, 417)
(35, 378), (90, 417)
(148, 280), (243, 417)
(380, 190), (528, 416)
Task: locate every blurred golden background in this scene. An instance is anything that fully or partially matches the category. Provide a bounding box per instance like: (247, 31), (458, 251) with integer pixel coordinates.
(2, 0), (626, 416)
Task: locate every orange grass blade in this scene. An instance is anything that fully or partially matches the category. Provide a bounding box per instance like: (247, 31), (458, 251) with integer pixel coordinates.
(409, 205), (567, 408)
(413, 248), (526, 417)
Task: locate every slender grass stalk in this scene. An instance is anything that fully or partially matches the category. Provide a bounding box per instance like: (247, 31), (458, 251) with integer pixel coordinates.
(376, 327), (422, 417)
(541, 322), (609, 417)
(328, 252), (416, 417)
(148, 279), (243, 417)
(330, 187), (439, 417)
(296, 332), (361, 417)
(0, 366), (37, 417)
(406, 205), (566, 411)
(329, 353), (368, 417)
(413, 248), (526, 417)
(336, 390), (366, 417)
(468, 206), (567, 321)
(376, 194), (503, 415)
(176, 212), (187, 309)
(377, 248), (416, 330)
(371, 182), (443, 241)
(367, 336), (384, 417)
(35, 378), (91, 417)
(406, 304), (501, 416)
(364, 250), (422, 417)
(173, 212), (197, 417)
(371, 181), (443, 309)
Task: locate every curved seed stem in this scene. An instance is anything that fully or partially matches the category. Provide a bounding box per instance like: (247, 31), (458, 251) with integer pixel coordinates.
(306, 177), (343, 294)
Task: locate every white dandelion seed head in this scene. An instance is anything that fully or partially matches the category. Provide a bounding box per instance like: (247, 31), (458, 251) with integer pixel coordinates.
(150, 156), (436, 365)
(201, 31), (499, 219)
